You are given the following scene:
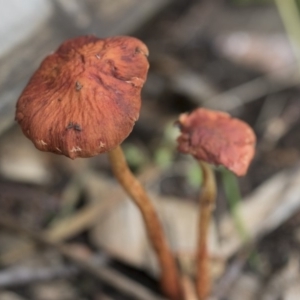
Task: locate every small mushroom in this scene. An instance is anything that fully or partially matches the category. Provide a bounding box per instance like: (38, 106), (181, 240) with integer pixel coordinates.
(177, 108), (256, 176)
(176, 107), (256, 300)
(16, 35), (182, 300)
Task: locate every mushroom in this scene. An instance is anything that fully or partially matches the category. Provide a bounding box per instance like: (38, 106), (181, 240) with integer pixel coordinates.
(176, 107), (256, 300)
(16, 35), (182, 300)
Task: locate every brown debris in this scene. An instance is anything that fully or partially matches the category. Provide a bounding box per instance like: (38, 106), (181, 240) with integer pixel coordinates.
(177, 108), (256, 176)
(15, 35), (149, 159)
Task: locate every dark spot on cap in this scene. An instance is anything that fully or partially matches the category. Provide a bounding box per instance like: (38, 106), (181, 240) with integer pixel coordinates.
(66, 122), (82, 131)
(74, 123), (82, 131)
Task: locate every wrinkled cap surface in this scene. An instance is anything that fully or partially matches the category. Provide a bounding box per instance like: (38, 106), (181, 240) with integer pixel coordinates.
(16, 35), (149, 159)
(177, 108), (256, 176)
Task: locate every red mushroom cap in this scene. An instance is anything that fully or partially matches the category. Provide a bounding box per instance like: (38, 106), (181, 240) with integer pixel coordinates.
(176, 108), (256, 176)
(15, 35), (149, 159)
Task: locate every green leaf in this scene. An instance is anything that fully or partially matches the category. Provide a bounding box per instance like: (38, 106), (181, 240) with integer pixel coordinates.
(220, 167), (249, 242)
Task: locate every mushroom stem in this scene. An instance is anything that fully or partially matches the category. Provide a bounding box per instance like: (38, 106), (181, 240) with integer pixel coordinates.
(196, 161), (217, 300)
(108, 145), (182, 300)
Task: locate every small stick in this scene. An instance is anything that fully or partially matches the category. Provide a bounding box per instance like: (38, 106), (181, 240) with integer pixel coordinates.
(196, 161), (217, 300)
(181, 274), (198, 300)
(108, 145), (182, 300)
(0, 264), (77, 287)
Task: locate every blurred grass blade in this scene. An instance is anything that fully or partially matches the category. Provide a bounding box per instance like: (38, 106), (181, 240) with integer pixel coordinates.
(221, 168), (249, 242)
(275, 0), (300, 73)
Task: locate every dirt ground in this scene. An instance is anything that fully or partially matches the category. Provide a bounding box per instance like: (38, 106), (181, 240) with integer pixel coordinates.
(1, 1), (300, 299)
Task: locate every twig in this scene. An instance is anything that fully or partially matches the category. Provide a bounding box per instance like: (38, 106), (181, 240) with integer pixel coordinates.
(181, 274), (198, 300)
(0, 215), (166, 300)
(161, 58), (299, 112)
(0, 264), (77, 287)
(46, 168), (161, 243)
(212, 247), (253, 299)
(203, 65), (299, 111)
(0, 242), (35, 266)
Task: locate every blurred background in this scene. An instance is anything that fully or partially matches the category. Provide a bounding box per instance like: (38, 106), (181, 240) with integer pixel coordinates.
(1, 0), (300, 299)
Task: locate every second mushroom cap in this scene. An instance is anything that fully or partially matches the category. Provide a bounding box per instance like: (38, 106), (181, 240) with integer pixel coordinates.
(177, 108), (256, 176)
